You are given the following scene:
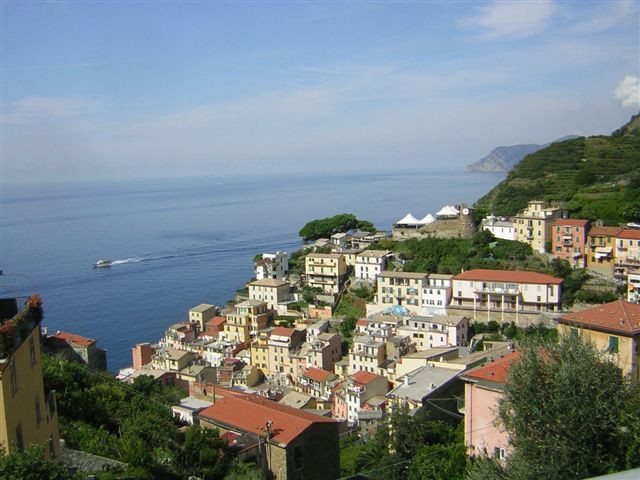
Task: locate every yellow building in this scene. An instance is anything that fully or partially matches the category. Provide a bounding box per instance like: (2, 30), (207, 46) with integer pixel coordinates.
(250, 333), (270, 373)
(557, 300), (640, 382)
(586, 226), (623, 277)
(305, 253), (347, 294)
(0, 296), (60, 459)
(514, 200), (564, 253)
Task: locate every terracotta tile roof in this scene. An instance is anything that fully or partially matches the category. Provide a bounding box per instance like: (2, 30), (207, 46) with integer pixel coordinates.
(553, 218), (589, 227)
(50, 331), (95, 347)
(356, 319), (369, 326)
(618, 229), (640, 240)
(199, 394), (334, 445)
(271, 326), (296, 337)
(207, 317), (226, 327)
(558, 300), (640, 335)
(352, 370), (380, 386)
(304, 367), (332, 383)
(588, 226), (623, 237)
(462, 351), (521, 384)
(453, 269), (562, 285)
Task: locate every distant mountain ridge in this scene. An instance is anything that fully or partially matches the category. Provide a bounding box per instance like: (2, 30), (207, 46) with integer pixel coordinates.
(466, 135), (579, 172)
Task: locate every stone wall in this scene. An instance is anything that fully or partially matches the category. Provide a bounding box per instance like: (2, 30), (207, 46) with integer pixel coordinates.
(445, 306), (561, 328)
(392, 210), (476, 240)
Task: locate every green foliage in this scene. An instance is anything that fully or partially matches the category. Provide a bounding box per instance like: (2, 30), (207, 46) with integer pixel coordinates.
(474, 129), (640, 225)
(497, 334), (640, 480)
(298, 213), (376, 241)
(408, 443), (467, 480)
(574, 289), (619, 304)
(42, 354), (234, 479)
(0, 444), (75, 480)
(224, 462), (265, 479)
(301, 286), (324, 303)
(465, 456), (507, 480)
(352, 285), (375, 301)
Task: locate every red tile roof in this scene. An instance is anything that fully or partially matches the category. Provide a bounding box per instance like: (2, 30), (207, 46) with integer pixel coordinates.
(352, 370), (380, 386)
(199, 394), (334, 445)
(553, 219), (589, 227)
(558, 300), (640, 335)
(462, 351), (521, 384)
(588, 226), (623, 237)
(271, 326), (296, 337)
(49, 331), (95, 347)
(356, 319), (369, 326)
(304, 367), (332, 383)
(618, 229), (640, 240)
(207, 316), (226, 327)
(453, 269), (562, 285)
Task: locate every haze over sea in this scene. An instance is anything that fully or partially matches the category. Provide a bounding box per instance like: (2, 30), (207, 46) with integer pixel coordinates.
(1, 170), (504, 371)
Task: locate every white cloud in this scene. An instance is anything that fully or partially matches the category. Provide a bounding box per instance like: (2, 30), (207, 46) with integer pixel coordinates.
(570, 0), (637, 34)
(1, 96), (95, 124)
(614, 75), (640, 108)
(459, 0), (556, 39)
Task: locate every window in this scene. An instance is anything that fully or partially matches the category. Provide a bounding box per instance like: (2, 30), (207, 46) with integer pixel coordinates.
(608, 336), (619, 354)
(10, 360), (17, 396)
(35, 397), (42, 426)
(15, 424), (24, 450)
(29, 337), (36, 367)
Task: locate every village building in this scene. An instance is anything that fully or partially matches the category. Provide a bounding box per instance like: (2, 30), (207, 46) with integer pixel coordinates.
(371, 271), (429, 315)
(160, 322), (197, 349)
(349, 335), (387, 375)
(255, 252), (289, 280)
(304, 253), (347, 294)
(330, 232), (349, 250)
(198, 394), (340, 480)
(514, 200), (565, 253)
(299, 367), (339, 404)
(268, 327), (306, 380)
(171, 396), (213, 425)
(341, 248), (363, 267)
(131, 342), (155, 370)
(224, 300), (268, 344)
(188, 303), (217, 332)
(387, 364), (462, 411)
(551, 218), (590, 268)
(248, 278), (292, 312)
(586, 225), (623, 277)
(0, 297), (60, 459)
(250, 332), (271, 373)
(44, 330), (107, 370)
(397, 315), (469, 351)
(628, 271), (640, 304)
(152, 348), (196, 372)
(614, 229), (640, 279)
(451, 269), (563, 323)
(460, 351), (521, 461)
(481, 215), (516, 241)
(421, 274), (453, 315)
(345, 371), (389, 425)
(557, 300), (640, 381)
(354, 250), (391, 282)
(204, 316), (226, 339)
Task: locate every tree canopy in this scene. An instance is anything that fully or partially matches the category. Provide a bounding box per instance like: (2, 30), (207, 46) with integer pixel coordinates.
(467, 334), (640, 480)
(298, 213), (375, 241)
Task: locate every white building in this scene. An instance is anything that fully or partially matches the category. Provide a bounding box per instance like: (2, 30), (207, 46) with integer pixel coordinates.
(421, 274), (453, 315)
(355, 250), (391, 281)
(346, 371), (389, 425)
(248, 278), (292, 311)
(331, 232), (349, 250)
(255, 252), (289, 280)
(481, 215), (516, 241)
(397, 315), (469, 351)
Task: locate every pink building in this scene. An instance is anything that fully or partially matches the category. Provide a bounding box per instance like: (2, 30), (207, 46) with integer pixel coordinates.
(552, 219), (590, 267)
(460, 351), (521, 461)
(132, 343), (155, 370)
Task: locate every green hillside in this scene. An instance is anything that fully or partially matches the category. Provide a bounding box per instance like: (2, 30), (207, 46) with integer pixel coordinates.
(474, 114), (640, 225)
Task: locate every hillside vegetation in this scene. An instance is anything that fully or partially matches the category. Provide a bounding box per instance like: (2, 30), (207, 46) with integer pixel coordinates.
(474, 114), (640, 225)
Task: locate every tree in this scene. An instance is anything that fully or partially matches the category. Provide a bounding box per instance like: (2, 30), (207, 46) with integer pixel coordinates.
(497, 334), (640, 480)
(408, 443), (467, 480)
(0, 445), (74, 480)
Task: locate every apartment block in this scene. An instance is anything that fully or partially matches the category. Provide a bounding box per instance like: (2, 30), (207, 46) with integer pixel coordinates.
(551, 219), (590, 268)
(345, 371), (389, 425)
(451, 269), (563, 322)
(614, 229), (640, 279)
(514, 200), (564, 253)
(188, 303), (217, 332)
(248, 278), (292, 311)
(268, 327), (306, 379)
(255, 251), (289, 280)
(397, 315), (469, 351)
(305, 253), (347, 294)
(349, 335), (386, 375)
(586, 225), (623, 277)
(355, 250), (390, 281)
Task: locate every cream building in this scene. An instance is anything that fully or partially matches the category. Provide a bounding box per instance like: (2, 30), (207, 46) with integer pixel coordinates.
(225, 300), (268, 340)
(614, 229), (640, 279)
(248, 278), (291, 311)
(373, 271), (429, 315)
(397, 315), (469, 351)
(349, 335), (386, 375)
(451, 269), (563, 322)
(421, 274), (452, 315)
(188, 303), (217, 331)
(514, 200), (564, 253)
(305, 253), (347, 294)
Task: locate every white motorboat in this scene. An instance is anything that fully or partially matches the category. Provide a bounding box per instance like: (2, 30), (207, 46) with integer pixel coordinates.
(94, 259), (112, 268)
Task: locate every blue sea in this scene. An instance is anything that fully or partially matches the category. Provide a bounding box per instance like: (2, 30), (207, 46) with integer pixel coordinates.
(1, 170), (504, 371)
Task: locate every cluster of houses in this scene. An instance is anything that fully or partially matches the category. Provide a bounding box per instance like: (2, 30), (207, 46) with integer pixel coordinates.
(109, 215), (640, 478)
(482, 200), (640, 302)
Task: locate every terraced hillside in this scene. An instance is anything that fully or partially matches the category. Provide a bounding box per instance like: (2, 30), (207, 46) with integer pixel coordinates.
(474, 114), (640, 225)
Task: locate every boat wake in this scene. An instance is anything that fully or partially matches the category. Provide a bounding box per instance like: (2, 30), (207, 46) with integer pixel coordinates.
(110, 254), (178, 265)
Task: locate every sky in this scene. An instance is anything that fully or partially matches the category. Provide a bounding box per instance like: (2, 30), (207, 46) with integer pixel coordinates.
(1, 1), (639, 183)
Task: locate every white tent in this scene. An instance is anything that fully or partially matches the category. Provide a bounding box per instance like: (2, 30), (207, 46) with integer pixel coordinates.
(436, 205), (460, 217)
(418, 213), (436, 225)
(396, 213), (420, 226)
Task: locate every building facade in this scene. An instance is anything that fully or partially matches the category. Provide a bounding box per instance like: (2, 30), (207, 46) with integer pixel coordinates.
(255, 252), (289, 280)
(397, 315), (469, 351)
(481, 216), (516, 241)
(355, 250), (390, 281)
(514, 200), (564, 253)
(586, 226), (623, 277)
(304, 253), (347, 294)
(551, 219), (590, 268)
(0, 297), (60, 459)
(189, 304), (217, 332)
(248, 279), (291, 311)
